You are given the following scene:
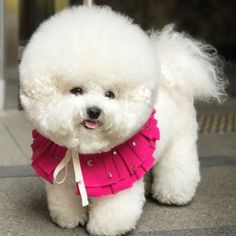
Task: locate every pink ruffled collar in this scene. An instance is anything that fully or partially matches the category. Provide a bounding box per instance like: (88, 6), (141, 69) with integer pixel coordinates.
(31, 110), (160, 206)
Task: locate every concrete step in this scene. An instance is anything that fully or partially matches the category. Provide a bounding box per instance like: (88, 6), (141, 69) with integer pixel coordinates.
(0, 164), (235, 236)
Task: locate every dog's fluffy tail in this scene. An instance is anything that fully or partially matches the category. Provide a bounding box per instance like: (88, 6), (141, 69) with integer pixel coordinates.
(151, 25), (227, 102)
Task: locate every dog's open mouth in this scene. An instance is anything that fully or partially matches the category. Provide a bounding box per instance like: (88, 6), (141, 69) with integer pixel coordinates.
(82, 120), (99, 129)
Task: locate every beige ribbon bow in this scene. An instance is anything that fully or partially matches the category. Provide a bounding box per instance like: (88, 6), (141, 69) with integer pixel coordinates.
(53, 148), (89, 207)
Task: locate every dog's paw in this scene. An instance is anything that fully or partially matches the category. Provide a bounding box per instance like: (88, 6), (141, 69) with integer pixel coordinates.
(152, 185), (194, 205)
(152, 169), (200, 205)
(50, 207), (87, 229)
(87, 215), (135, 236)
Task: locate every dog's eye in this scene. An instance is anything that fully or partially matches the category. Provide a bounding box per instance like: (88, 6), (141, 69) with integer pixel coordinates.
(105, 91), (115, 99)
(70, 87), (83, 95)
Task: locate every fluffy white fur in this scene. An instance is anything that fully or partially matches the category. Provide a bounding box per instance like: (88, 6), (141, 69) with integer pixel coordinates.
(20, 6), (226, 236)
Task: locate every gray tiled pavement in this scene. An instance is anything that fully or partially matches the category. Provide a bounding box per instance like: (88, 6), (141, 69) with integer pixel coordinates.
(0, 100), (236, 235)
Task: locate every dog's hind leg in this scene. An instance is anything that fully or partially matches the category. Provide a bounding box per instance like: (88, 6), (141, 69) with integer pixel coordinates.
(152, 98), (200, 205)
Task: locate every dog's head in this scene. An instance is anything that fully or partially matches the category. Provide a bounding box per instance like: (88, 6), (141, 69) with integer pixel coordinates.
(20, 6), (160, 153)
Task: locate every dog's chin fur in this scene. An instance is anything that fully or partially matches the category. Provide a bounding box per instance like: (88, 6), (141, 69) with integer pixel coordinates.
(20, 5), (227, 236)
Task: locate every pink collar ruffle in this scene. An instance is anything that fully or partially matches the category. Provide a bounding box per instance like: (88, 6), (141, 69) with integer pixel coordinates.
(31, 110), (160, 198)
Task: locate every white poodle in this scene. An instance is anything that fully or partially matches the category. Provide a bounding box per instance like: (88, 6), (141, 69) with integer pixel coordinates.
(19, 6), (226, 236)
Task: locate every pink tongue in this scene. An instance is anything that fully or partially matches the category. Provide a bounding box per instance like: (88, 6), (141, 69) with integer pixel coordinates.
(84, 120), (98, 129)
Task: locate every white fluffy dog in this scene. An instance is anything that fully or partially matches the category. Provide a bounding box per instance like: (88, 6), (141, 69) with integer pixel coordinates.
(20, 6), (226, 236)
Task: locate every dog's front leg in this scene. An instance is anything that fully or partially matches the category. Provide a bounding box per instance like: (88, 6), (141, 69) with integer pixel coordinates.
(45, 179), (88, 229)
(87, 180), (145, 236)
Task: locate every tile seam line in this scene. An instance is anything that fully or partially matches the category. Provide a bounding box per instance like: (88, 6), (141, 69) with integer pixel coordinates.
(132, 225), (236, 235)
(0, 175), (36, 179)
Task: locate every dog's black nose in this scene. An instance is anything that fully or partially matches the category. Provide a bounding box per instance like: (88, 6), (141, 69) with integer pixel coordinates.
(87, 106), (101, 119)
